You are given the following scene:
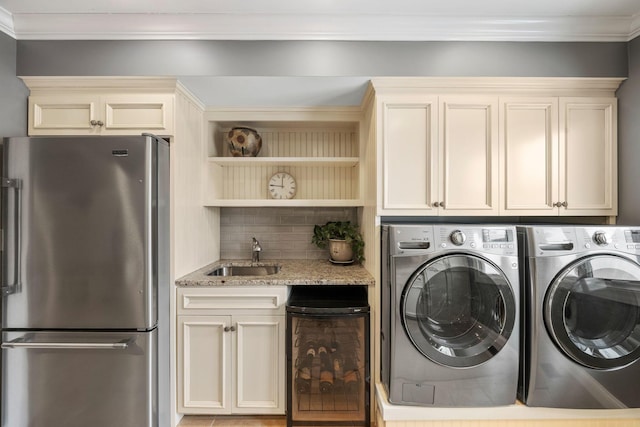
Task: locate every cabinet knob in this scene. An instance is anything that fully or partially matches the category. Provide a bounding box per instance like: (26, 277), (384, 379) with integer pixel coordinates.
(439, 201), (445, 208)
(432, 202), (439, 208)
(561, 201), (568, 208)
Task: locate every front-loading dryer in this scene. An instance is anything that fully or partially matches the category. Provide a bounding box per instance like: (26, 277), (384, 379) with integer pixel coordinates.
(381, 224), (520, 406)
(518, 225), (640, 408)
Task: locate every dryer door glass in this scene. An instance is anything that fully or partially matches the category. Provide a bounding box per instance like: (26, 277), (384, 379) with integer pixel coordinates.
(401, 254), (516, 368)
(545, 254), (640, 370)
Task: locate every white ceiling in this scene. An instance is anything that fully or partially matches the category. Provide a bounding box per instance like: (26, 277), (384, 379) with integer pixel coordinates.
(1, 0), (640, 41)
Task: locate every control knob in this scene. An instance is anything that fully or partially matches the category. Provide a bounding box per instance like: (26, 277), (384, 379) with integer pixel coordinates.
(593, 231), (608, 246)
(450, 230), (466, 246)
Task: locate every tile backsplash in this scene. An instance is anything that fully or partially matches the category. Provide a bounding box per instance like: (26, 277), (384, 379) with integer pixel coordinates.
(220, 207), (357, 260)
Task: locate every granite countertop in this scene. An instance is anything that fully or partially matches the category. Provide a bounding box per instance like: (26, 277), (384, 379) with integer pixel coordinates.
(175, 259), (375, 287)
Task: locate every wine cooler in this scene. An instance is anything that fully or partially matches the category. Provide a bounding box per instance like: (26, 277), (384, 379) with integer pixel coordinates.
(286, 286), (370, 427)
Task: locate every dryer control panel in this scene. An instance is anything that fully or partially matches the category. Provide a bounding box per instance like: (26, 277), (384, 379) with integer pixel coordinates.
(434, 226), (517, 256)
(521, 225), (640, 257)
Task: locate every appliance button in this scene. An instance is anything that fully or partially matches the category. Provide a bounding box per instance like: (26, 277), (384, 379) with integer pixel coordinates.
(629, 245), (636, 249)
(584, 243), (591, 249)
(500, 244), (506, 248)
(441, 243), (447, 248)
(492, 244), (499, 249)
(470, 242), (476, 248)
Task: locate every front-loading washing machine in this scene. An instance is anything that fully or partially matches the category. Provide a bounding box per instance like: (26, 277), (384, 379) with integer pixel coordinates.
(381, 224), (520, 406)
(518, 225), (640, 408)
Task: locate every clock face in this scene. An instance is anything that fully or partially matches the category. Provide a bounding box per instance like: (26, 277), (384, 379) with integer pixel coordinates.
(268, 172), (297, 199)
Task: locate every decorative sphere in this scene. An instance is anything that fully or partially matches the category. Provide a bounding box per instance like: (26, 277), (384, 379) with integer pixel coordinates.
(227, 127), (262, 157)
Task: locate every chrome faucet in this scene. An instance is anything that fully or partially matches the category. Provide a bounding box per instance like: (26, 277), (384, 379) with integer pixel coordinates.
(251, 237), (262, 263)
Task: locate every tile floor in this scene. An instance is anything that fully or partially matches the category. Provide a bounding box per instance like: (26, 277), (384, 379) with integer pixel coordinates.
(178, 415), (369, 426)
(178, 415), (286, 427)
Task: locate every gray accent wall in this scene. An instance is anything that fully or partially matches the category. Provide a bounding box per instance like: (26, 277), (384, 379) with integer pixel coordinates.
(617, 37), (640, 224)
(0, 32), (27, 137)
(17, 40), (628, 78)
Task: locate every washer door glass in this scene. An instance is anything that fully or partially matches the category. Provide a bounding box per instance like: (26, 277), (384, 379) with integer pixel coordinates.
(401, 254), (516, 368)
(545, 254), (640, 370)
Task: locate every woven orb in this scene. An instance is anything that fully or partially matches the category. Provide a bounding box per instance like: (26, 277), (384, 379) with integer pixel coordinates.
(227, 127), (262, 157)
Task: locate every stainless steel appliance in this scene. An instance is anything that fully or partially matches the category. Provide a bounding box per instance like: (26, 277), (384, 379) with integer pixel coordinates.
(286, 285), (370, 427)
(518, 225), (640, 408)
(0, 135), (170, 427)
(381, 224), (519, 406)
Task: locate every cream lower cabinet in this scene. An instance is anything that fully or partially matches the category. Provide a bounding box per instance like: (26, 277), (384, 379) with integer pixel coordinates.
(177, 287), (287, 415)
(501, 97), (617, 216)
(378, 94), (499, 216)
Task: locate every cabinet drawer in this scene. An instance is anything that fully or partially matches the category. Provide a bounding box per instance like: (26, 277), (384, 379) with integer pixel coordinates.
(178, 287), (288, 315)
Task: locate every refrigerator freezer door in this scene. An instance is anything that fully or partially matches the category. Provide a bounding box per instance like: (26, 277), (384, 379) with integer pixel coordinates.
(2, 136), (157, 329)
(1, 330), (157, 427)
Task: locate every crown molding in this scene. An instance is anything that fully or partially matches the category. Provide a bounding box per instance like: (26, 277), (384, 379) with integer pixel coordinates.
(630, 14), (640, 41)
(6, 13), (639, 42)
(0, 7), (15, 39)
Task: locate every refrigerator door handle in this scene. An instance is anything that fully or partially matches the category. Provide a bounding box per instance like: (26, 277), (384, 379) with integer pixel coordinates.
(1, 337), (133, 350)
(1, 177), (22, 296)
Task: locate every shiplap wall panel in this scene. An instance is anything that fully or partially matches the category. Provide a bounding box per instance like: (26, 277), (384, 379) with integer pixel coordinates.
(173, 90), (219, 278)
(210, 126), (360, 203)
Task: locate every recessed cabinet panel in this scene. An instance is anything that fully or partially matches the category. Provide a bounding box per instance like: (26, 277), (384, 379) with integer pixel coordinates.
(561, 98), (616, 215)
(440, 97), (498, 214)
(234, 317), (284, 413)
(501, 98), (558, 214)
(179, 316), (230, 413)
(382, 102), (436, 212)
(30, 96), (96, 131)
(104, 95), (172, 130)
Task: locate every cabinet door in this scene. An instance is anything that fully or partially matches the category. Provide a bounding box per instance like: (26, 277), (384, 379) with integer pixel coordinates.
(233, 315), (285, 414)
(178, 315), (232, 414)
(101, 94), (174, 135)
(439, 96), (499, 215)
(560, 97), (617, 216)
(29, 95), (99, 135)
(500, 97), (559, 215)
(379, 96), (438, 215)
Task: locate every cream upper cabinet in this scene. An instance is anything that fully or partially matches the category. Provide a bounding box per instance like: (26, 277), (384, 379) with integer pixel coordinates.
(379, 94), (438, 214)
(29, 93), (174, 136)
(501, 96), (617, 216)
(378, 93), (499, 216)
(438, 95), (499, 215)
(177, 287), (287, 415)
(560, 97), (617, 216)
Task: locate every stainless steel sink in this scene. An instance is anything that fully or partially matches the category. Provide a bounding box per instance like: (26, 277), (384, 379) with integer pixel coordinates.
(207, 264), (281, 277)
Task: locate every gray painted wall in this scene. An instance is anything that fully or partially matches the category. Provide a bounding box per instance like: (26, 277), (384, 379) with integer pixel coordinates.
(17, 40), (628, 77)
(617, 38), (640, 224)
(0, 32), (28, 137)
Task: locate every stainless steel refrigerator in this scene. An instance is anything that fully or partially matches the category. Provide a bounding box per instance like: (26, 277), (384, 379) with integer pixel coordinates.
(0, 135), (170, 427)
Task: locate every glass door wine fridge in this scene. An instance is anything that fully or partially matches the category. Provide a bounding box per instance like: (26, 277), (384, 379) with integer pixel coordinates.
(286, 285), (370, 427)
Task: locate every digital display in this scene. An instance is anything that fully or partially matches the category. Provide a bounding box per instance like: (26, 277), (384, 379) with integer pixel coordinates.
(483, 229), (513, 243)
(626, 230), (640, 243)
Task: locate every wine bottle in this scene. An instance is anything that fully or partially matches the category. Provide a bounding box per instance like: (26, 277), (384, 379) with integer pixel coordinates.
(296, 340), (316, 394)
(318, 342), (334, 393)
(343, 356), (359, 394)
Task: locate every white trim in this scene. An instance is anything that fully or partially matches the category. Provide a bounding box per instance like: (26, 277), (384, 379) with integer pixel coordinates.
(20, 76), (179, 91)
(7, 13), (639, 42)
(630, 13), (640, 41)
(0, 6), (14, 39)
(370, 77), (626, 97)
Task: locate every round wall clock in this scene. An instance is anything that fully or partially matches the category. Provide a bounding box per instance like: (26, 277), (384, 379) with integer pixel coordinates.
(268, 172), (297, 199)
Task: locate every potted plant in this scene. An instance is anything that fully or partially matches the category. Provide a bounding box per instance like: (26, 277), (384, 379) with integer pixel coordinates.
(312, 221), (365, 264)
